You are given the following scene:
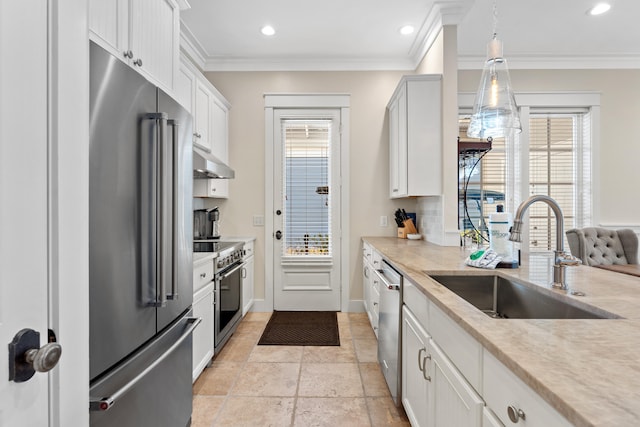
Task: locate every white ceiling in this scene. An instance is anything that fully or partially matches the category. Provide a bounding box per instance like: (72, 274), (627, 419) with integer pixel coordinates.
(180, 0), (640, 71)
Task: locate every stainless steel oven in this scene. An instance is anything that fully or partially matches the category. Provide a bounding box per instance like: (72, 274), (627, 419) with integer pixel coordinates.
(194, 240), (245, 353)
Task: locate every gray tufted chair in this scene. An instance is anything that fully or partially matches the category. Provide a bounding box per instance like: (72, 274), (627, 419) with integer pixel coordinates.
(566, 227), (638, 266)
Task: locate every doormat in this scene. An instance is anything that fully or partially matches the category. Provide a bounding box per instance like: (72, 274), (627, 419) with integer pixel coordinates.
(258, 311), (340, 346)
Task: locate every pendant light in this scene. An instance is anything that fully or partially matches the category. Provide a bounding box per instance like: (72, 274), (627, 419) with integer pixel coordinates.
(467, 0), (521, 139)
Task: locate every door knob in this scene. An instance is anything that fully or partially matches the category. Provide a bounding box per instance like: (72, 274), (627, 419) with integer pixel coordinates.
(276, 209), (282, 215)
(8, 328), (62, 382)
(275, 230), (282, 240)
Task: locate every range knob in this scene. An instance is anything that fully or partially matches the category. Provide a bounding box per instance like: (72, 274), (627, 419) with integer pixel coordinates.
(217, 259), (224, 268)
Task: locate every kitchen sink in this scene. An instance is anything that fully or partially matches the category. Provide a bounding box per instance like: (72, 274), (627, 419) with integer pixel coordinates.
(428, 274), (614, 319)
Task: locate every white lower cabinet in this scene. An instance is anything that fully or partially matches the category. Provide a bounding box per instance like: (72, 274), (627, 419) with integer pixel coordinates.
(362, 242), (380, 336)
(242, 250), (255, 316)
(402, 307), (430, 427)
(402, 306), (483, 427)
(483, 350), (572, 427)
(192, 281), (214, 382)
(430, 340), (484, 426)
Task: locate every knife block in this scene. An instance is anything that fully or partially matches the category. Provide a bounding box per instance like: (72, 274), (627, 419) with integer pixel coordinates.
(397, 219), (418, 238)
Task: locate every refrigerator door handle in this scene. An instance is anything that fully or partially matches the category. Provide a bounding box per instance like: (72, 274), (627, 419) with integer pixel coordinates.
(89, 317), (201, 412)
(144, 112), (170, 307)
(167, 118), (179, 301)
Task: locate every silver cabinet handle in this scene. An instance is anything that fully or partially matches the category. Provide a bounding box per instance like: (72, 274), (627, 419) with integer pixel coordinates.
(89, 317), (201, 411)
(123, 50), (133, 59)
(193, 132), (202, 139)
(242, 267), (247, 279)
(133, 58), (143, 67)
(507, 406), (526, 423)
(418, 347), (426, 372)
(200, 272), (206, 279)
(422, 353), (431, 381)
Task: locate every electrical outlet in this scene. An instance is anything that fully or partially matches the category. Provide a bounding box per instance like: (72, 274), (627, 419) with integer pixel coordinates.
(253, 215), (265, 226)
(380, 215), (388, 227)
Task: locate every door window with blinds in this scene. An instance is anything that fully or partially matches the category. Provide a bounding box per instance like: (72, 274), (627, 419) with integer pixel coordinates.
(281, 119), (332, 257)
(459, 109), (592, 252)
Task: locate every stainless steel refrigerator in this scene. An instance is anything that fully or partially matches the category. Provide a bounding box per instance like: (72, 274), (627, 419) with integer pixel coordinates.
(88, 41), (198, 427)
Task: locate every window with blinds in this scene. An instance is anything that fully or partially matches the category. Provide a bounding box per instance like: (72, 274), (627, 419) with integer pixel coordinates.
(459, 110), (592, 252)
(281, 119), (332, 257)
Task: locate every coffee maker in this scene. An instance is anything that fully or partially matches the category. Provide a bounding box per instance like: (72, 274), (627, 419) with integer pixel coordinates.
(193, 207), (220, 240)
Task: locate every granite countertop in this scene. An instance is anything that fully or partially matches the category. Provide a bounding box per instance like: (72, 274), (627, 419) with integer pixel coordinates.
(363, 236), (640, 427)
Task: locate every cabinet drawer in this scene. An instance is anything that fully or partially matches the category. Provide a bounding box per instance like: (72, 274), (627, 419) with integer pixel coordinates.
(429, 302), (482, 391)
(193, 260), (213, 293)
(371, 250), (382, 270)
(403, 280), (428, 330)
(483, 350), (572, 427)
(362, 242), (373, 262)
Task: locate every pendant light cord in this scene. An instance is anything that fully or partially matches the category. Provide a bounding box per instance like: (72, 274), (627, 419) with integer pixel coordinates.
(492, 0), (498, 39)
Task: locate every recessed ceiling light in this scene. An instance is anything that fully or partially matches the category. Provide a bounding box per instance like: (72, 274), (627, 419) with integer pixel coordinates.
(400, 25), (414, 35)
(587, 3), (611, 15)
(261, 25), (275, 36)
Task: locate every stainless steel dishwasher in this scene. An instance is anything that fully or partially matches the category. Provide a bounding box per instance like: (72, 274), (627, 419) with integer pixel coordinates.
(376, 260), (402, 405)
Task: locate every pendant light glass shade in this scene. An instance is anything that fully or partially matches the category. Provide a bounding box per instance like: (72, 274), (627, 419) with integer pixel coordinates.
(467, 37), (521, 139)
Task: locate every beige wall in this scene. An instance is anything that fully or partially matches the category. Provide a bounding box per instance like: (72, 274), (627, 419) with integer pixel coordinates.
(201, 71), (417, 305)
(459, 69), (640, 226)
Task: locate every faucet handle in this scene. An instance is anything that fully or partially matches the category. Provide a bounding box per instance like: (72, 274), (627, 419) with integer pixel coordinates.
(556, 250), (582, 266)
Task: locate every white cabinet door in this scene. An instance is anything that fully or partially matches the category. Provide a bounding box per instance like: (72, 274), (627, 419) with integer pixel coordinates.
(89, 0), (179, 92)
(387, 75), (442, 198)
(363, 258), (371, 313)
(192, 282), (214, 382)
(128, 0), (178, 92)
(242, 255), (255, 316)
(389, 83), (407, 197)
(176, 58), (196, 113)
(211, 98), (229, 162)
(430, 340), (484, 427)
(88, 0), (128, 59)
(194, 80), (213, 152)
(402, 306), (430, 427)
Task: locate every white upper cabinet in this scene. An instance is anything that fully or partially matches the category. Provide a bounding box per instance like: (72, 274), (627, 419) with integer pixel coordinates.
(180, 55), (232, 199)
(387, 75), (443, 198)
(194, 79), (213, 152)
(89, 0), (179, 93)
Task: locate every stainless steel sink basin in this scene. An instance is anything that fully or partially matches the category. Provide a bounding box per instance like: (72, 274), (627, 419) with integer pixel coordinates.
(429, 274), (613, 319)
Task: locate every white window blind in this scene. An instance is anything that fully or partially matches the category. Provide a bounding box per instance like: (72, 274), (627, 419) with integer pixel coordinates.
(281, 119), (332, 257)
(528, 113), (591, 252)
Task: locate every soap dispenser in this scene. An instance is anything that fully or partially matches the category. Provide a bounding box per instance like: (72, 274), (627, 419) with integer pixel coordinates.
(489, 205), (518, 268)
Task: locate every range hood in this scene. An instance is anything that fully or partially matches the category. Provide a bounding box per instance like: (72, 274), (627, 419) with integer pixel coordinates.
(193, 146), (235, 179)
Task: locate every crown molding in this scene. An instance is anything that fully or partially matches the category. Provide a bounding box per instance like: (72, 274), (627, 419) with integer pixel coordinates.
(179, 22), (206, 70)
(458, 53), (640, 70)
(408, 0), (474, 68)
(201, 56), (416, 72)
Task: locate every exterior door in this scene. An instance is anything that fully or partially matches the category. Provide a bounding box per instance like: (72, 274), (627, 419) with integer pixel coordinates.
(273, 109), (342, 311)
(0, 2), (50, 425)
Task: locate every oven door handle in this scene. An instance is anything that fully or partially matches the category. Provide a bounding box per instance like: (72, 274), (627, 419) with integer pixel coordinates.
(217, 262), (244, 281)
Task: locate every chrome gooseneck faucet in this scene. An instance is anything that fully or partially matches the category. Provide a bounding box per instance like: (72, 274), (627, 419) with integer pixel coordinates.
(509, 195), (581, 290)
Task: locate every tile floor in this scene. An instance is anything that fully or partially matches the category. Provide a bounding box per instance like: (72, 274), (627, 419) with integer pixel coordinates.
(192, 312), (411, 427)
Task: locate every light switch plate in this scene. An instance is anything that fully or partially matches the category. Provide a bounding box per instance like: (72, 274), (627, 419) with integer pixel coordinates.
(253, 215), (265, 226)
(380, 215), (388, 227)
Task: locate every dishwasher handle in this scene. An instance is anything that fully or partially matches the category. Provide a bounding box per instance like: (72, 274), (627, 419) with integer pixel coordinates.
(377, 269), (401, 291)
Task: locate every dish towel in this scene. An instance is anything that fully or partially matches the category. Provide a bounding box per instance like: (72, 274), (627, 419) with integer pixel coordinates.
(465, 249), (503, 269)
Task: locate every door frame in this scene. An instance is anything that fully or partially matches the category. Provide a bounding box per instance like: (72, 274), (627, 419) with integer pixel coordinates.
(49, 1), (90, 425)
(262, 94), (350, 312)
